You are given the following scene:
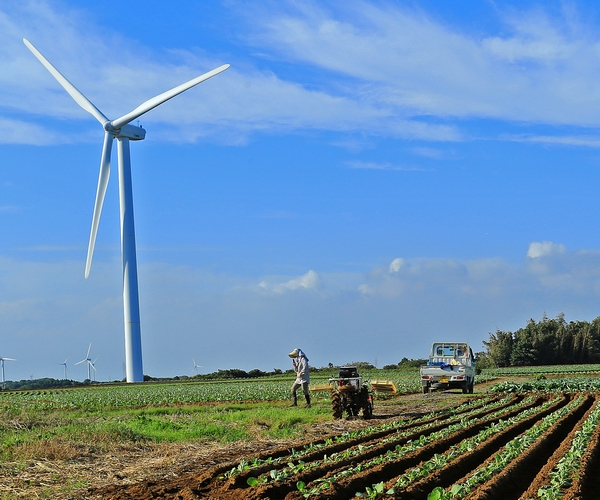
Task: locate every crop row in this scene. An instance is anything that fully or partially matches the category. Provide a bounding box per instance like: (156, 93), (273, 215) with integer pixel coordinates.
(242, 396), (519, 490)
(223, 396), (499, 481)
(360, 395), (563, 497)
(483, 364), (600, 376)
(0, 380), (303, 411)
(195, 393), (600, 500)
(533, 397), (600, 499)
(211, 395), (544, 499)
(0, 371), (498, 411)
(294, 398), (541, 497)
(489, 377), (600, 393)
(424, 395), (585, 499)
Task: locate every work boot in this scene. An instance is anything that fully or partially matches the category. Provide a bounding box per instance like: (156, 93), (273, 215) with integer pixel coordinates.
(291, 394), (297, 407)
(305, 394), (311, 408)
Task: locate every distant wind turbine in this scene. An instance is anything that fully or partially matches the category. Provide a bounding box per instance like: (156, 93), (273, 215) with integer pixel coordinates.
(191, 358), (203, 375)
(75, 344), (96, 381)
(0, 357), (16, 389)
(59, 358), (69, 379)
(23, 38), (230, 383)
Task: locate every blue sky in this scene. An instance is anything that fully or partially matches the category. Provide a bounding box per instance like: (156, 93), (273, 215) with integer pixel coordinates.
(2, 0), (600, 381)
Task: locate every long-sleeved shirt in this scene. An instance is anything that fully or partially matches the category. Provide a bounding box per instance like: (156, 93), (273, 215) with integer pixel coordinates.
(293, 356), (310, 384)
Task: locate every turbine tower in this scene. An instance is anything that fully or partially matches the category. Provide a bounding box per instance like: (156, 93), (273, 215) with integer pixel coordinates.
(0, 357), (16, 389)
(24, 39), (229, 382)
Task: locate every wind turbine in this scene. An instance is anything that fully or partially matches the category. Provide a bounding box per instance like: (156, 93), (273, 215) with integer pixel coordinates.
(59, 357), (69, 379)
(0, 357), (16, 389)
(24, 39), (229, 382)
(191, 358), (203, 375)
(75, 344), (96, 381)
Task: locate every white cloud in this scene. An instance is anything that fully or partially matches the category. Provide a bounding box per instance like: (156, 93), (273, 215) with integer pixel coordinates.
(243, 1), (600, 129)
(507, 134), (600, 148)
(12, 0), (600, 147)
(258, 270), (320, 294)
(389, 258), (405, 272)
(4, 242), (600, 379)
(0, 118), (64, 145)
(0, 1), (461, 146)
(8, 1), (600, 147)
(527, 241), (567, 258)
(0, 205), (20, 213)
(346, 161), (429, 171)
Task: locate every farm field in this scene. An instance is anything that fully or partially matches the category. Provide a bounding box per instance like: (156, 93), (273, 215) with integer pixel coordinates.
(1, 368), (600, 499)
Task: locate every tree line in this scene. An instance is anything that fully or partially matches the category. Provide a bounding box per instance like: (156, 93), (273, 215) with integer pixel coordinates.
(479, 313), (600, 368)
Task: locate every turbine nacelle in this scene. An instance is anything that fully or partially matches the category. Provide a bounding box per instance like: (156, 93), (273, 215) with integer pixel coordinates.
(110, 123), (146, 141)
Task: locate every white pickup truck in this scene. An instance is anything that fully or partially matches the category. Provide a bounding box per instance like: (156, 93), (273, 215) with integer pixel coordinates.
(420, 342), (475, 394)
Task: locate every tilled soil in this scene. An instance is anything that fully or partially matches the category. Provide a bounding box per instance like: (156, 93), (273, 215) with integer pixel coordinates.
(77, 392), (600, 500)
(72, 393), (459, 500)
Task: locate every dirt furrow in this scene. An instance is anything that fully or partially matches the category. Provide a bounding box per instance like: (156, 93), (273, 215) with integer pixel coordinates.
(388, 396), (571, 499)
(562, 402), (600, 500)
(464, 394), (593, 500)
(517, 398), (598, 499)
(80, 392), (600, 500)
(301, 395), (563, 500)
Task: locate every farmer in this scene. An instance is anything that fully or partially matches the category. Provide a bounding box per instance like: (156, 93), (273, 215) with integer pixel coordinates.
(289, 348), (311, 407)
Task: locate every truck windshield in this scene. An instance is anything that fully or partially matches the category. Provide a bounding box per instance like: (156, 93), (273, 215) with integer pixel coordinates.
(433, 343), (467, 357)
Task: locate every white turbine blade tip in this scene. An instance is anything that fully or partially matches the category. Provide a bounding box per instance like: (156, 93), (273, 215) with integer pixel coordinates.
(23, 38), (109, 125)
(110, 63), (231, 129)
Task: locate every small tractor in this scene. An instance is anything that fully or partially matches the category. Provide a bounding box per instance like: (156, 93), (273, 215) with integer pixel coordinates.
(328, 366), (373, 419)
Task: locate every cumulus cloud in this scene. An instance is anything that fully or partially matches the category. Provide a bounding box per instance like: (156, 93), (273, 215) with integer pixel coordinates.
(258, 270), (320, 294)
(527, 241), (567, 258)
(389, 258), (405, 273)
(362, 242), (600, 299)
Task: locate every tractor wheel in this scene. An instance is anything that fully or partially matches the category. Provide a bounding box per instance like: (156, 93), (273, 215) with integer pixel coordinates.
(332, 392), (343, 419)
(360, 386), (373, 419)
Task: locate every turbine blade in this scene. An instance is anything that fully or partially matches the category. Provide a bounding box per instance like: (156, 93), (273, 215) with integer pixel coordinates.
(74, 359), (86, 365)
(23, 39), (109, 126)
(86, 343), (92, 358)
(85, 132), (113, 278)
(110, 64), (230, 129)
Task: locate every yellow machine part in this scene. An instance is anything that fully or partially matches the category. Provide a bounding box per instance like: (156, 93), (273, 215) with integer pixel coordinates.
(371, 380), (397, 393)
(309, 383), (332, 392)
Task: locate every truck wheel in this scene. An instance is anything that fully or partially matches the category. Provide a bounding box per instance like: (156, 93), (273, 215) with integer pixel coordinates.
(422, 384), (429, 394)
(468, 379), (474, 394)
(332, 392), (343, 419)
(462, 381), (468, 394)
